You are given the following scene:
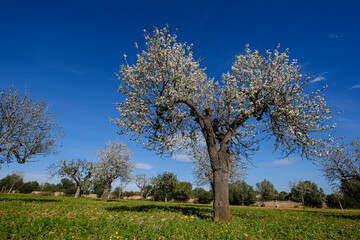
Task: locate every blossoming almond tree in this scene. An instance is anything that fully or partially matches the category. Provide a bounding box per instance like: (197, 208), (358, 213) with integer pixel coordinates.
(92, 141), (135, 202)
(113, 26), (335, 222)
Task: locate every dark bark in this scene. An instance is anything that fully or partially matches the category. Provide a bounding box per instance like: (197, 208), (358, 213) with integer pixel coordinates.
(101, 182), (112, 202)
(211, 150), (231, 222)
(74, 185), (81, 198)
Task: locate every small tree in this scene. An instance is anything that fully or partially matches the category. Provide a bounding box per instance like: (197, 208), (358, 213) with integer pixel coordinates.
(113, 26), (335, 221)
(152, 172), (178, 203)
(173, 181), (192, 202)
(113, 178), (132, 199)
(92, 141), (135, 202)
(256, 179), (276, 201)
(0, 171), (24, 193)
(289, 180), (325, 208)
(48, 159), (92, 198)
(134, 173), (152, 200)
(18, 181), (39, 194)
(229, 180), (256, 206)
(0, 86), (63, 165)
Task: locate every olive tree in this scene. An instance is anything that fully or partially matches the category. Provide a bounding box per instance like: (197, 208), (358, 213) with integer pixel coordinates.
(48, 159), (92, 198)
(113, 26), (335, 222)
(92, 141), (135, 201)
(0, 86), (63, 165)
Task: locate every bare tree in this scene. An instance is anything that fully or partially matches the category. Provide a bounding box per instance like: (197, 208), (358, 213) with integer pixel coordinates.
(113, 26), (335, 221)
(320, 139), (360, 183)
(48, 159), (92, 198)
(0, 86), (63, 165)
(92, 141), (135, 202)
(116, 178), (132, 199)
(134, 173), (152, 200)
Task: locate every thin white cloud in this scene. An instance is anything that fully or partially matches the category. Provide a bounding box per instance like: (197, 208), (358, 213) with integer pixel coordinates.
(271, 158), (295, 166)
(350, 83), (360, 89)
(135, 163), (153, 170)
(311, 72), (328, 83)
(172, 154), (192, 162)
(328, 33), (343, 39)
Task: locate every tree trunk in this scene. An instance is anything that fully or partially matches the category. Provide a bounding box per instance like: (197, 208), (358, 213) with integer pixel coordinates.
(101, 182), (112, 202)
(74, 185), (81, 198)
(209, 146), (231, 222)
(164, 192), (168, 203)
(213, 168), (230, 222)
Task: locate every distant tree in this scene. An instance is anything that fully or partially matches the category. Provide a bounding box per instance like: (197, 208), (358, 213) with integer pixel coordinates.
(48, 159), (92, 198)
(173, 181), (192, 202)
(0, 86), (63, 166)
(90, 179), (107, 196)
(289, 180), (325, 208)
(341, 179), (360, 209)
(152, 172), (178, 202)
(134, 174), (152, 200)
(113, 26), (335, 221)
(229, 180), (256, 205)
(92, 141), (135, 201)
(143, 184), (153, 199)
(256, 179), (276, 201)
(18, 181), (39, 194)
(192, 187), (207, 200)
(57, 178), (77, 195)
(0, 172), (24, 193)
(277, 191), (289, 201)
(39, 182), (58, 192)
(326, 192), (344, 209)
(113, 178), (132, 199)
(198, 190), (213, 204)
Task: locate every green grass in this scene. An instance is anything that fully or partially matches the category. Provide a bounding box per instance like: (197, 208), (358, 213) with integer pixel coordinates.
(0, 193), (359, 239)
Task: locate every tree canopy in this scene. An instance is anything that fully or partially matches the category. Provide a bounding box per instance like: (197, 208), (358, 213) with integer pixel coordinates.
(113, 26), (335, 222)
(0, 86), (63, 165)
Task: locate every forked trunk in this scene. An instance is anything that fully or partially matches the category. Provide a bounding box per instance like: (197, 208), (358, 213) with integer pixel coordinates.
(101, 182), (112, 202)
(74, 185), (81, 198)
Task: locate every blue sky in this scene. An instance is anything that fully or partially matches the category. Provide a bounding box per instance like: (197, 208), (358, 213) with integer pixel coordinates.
(1, 0), (359, 194)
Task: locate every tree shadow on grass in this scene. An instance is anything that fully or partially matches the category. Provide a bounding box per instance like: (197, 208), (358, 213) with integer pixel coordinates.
(106, 204), (213, 220)
(300, 210), (360, 221)
(0, 197), (59, 203)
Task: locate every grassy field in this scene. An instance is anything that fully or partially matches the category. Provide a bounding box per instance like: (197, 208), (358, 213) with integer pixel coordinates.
(0, 193), (359, 239)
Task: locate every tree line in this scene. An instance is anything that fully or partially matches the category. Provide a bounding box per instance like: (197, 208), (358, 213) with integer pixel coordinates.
(2, 170), (359, 209)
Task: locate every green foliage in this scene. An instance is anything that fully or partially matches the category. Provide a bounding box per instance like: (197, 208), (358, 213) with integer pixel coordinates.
(289, 181), (326, 208)
(90, 179), (107, 196)
(256, 179), (276, 201)
(341, 179), (360, 209)
(39, 183), (58, 192)
(173, 181), (192, 202)
(152, 172), (178, 202)
(18, 181), (39, 194)
(0, 174), (24, 192)
(198, 190), (213, 204)
(229, 180), (256, 206)
(1, 193), (359, 239)
(277, 191), (290, 201)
